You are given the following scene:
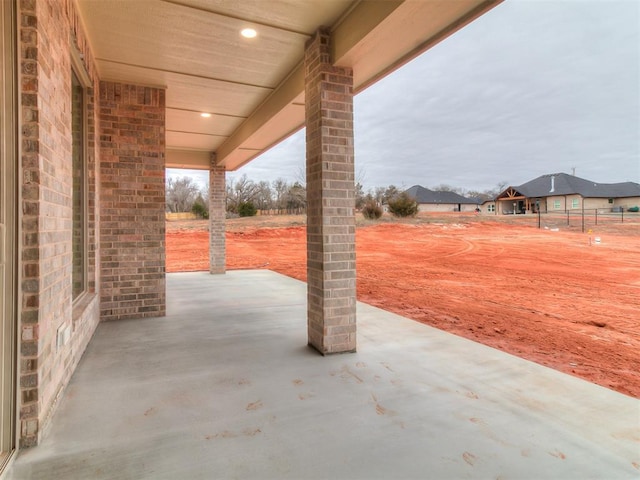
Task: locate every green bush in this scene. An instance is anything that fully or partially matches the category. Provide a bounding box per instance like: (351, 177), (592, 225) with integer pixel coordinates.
(387, 192), (419, 217)
(191, 201), (208, 219)
(362, 199), (383, 220)
(238, 201), (257, 217)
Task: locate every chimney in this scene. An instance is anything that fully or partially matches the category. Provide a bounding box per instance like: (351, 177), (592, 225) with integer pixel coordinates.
(549, 175), (555, 193)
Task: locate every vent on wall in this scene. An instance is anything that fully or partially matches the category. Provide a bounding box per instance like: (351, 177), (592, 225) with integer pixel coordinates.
(57, 322), (71, 350)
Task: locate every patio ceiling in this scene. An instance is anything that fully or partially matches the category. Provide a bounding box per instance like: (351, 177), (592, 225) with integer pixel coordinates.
(76, 0), (502, 171)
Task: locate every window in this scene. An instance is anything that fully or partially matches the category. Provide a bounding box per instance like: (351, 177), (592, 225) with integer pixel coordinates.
(571, 198), (579, 209)
(553, 200), (561, 210)
(608, 198), (614, 204)
(71, 69), (86, 300)
(488, 204), (495, 213)
(1, 0), (18, 465)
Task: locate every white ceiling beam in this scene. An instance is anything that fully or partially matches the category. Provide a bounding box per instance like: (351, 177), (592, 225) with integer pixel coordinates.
(215, 1), (405, 168)
(166, 149), (211, 170)
(215, 62), (304, 167)
(215, 0), (503, 170)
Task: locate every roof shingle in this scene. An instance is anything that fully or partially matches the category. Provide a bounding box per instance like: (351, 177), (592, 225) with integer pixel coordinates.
(506, 173), (640, 199)
(405, 185), (479, 204)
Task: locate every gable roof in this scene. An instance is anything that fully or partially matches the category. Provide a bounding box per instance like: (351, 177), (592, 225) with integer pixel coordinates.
(405, 185), (479, 204)
(502, 173), (640, 199)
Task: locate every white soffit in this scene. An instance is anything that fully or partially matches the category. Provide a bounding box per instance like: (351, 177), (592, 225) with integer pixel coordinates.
(78, 0), (309, 87)
(166, 0), (354, 35)
(166, 109), (242, 137)
(77, 0), (502, 171)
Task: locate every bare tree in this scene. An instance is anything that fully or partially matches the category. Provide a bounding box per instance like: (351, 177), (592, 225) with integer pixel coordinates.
(286, 182), (306, 213)
(355, 165), (367, 187)
(294, 165), (306, 187)
(272, 178), (290, 213)
(254, 181), (273, 211)
(372, 186), (386, 205)
(166, 176), (201, 213)
(474, 181), (509, 201)
(495, 181), (509, 193)
(200, 182), (209, 204)
(226, 174), (259, 213)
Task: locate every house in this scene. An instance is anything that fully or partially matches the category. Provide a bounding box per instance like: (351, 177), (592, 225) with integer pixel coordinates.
(0, 0), (503, 468)
(405, 185), (480, 212)
(484, 173), (640, 214)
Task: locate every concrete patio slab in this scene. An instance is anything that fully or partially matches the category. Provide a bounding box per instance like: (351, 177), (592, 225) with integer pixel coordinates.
(7, 271), (639, 479)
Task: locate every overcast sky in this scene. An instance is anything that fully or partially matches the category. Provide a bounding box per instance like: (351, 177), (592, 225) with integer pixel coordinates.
(170, 0), (639, 194)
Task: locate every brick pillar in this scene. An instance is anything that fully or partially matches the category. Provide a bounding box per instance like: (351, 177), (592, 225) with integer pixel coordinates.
(99, 81), (166, 320)
(304, 28), (356, 354)
(209, 155), (226, 274)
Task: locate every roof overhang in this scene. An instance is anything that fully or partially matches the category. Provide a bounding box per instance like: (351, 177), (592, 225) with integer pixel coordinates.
(497, 187), (528, 201)
(77, 0), (503, 172)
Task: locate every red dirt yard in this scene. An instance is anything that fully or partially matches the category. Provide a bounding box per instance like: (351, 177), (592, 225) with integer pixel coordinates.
(166, 215), (640, 398)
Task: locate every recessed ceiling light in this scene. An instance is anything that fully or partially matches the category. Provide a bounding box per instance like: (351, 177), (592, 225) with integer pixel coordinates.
(241, 28), (257, 39)
(200, 113), (211, 118)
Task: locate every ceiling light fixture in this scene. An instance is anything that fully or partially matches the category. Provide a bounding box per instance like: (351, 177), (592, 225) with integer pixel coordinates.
(241, 28), (257, 39)
(200, 113), (211, 118)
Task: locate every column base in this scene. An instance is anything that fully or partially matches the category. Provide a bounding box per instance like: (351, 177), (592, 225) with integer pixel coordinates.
(307, 342), (357, 356)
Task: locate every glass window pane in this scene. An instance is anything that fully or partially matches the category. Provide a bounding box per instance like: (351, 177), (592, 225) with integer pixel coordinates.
(71, 70), (85, 299)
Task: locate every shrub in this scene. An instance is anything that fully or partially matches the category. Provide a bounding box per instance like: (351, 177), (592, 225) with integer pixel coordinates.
(191, 201), (209, 219)
(238, 201), (257, 217)
(387, 192), (419, 217)
(362, 199), (383, 220)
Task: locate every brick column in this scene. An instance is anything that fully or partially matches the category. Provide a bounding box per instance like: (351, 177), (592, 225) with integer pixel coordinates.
(99, 81), (166, 321)
(209, 155), (226, 274)
(304, 28), (356, 354)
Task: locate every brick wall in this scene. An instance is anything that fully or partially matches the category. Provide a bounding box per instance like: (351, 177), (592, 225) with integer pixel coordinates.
(209, 157), (226, 274)
(304, 28), (357, 354)
(19, 0), (101, 447)
(99, 81), (166, 321)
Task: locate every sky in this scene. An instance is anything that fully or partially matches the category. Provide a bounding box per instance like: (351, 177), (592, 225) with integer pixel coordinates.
(169, 0), (639, 194)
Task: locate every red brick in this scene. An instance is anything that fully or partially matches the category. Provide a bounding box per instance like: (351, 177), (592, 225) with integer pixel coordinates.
(304, 29), (356, 355)
(99, 81), (166, 321)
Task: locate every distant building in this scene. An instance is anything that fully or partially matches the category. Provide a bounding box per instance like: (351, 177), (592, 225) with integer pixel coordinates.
(482, 173), (640, 214)
(405, 185), (480, 213)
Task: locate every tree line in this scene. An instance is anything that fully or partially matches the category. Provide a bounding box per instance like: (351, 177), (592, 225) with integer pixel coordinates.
(166, 175), (308, 218)
(166, 174), (507, 218)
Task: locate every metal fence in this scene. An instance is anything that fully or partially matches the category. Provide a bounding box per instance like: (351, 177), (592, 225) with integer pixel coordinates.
(535, 209), (640, 232)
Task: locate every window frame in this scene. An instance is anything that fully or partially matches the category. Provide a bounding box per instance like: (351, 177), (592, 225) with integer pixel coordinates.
(70, 45), (90, 304)
(553, 200), (561, 210)
(1, 0), (17, 467)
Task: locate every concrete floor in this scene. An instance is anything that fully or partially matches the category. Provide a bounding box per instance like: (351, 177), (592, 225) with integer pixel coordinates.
(7, 271), (639, 479)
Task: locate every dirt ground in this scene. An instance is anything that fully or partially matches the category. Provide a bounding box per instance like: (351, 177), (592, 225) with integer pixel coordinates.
(166, 214), (640, 398)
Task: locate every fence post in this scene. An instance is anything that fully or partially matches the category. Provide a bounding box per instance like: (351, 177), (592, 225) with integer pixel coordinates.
(622, 209), (624, 223)
(581, 207), (585, 233)
(595, 209), (598, 225)
(566, 210), (570, 226)
(538, 209), (541, 229)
